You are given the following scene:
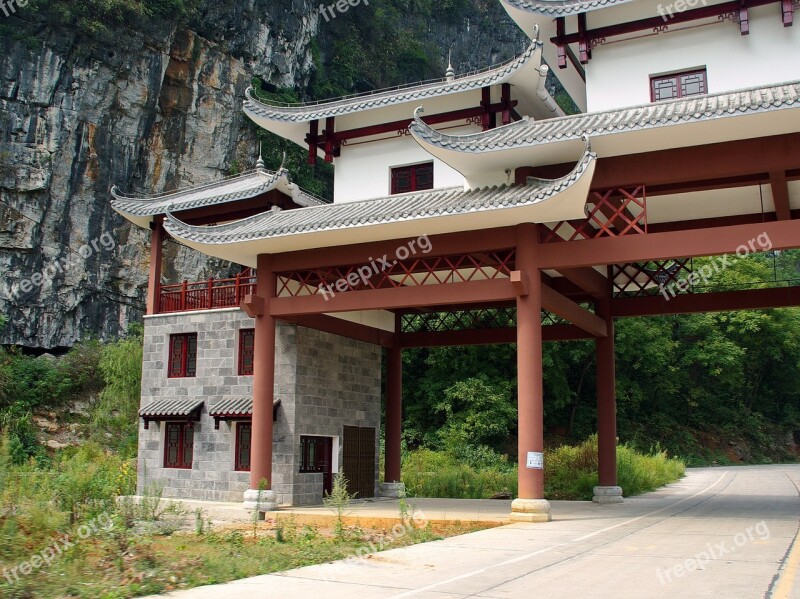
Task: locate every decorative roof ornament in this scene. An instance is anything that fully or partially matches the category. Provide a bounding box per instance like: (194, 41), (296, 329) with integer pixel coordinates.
(445, 51), (456, 82)
(532, 23), (540, 43)
(278, 150), (287, 173)
(256, 144), (265, 170)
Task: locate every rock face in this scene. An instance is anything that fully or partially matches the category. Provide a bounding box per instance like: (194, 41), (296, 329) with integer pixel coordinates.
(0, 1), (529, 350)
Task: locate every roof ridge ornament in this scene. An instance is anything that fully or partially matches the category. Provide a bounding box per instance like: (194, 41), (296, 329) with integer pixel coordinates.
(446, 50), (456, 82)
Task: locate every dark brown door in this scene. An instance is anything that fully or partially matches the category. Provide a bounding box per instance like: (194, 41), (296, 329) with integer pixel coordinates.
(320, 437), (333, 496)
(342, 426), (375, 499)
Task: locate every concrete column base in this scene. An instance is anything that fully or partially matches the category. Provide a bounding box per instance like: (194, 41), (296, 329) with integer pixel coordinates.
(510, 498), (552, 522)
(593, 486), (624, 504)
(380, 482), (406, 498)
(243, 488), (278, 512)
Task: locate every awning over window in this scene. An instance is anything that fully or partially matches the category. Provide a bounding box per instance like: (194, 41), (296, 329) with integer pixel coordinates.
(208, 397), (281, 429)
(139, 398), (204, 429)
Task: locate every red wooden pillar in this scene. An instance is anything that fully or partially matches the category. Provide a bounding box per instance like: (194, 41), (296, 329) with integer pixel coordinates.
(511, 223), (550, 522)
(384, 345), (403, 483)
(146, 218), (164, 315)
(244, 253), (277, 510)
(594, 297), (623, 504)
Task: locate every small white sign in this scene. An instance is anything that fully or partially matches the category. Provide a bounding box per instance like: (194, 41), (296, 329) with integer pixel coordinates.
(526, 451), (544, 470)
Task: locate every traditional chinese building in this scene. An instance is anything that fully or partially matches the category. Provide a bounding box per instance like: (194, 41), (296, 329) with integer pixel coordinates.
(113, 0), (800, 519)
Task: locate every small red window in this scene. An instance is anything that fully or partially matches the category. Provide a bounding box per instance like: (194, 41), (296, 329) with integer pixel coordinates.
(164, 422), (194, 469)
(391, 163), (434, 194)
(651, 69), (707, 102)
(238, 329), (255, 376)
(168, 333), (197, 378)
(235, 422), (252, 471)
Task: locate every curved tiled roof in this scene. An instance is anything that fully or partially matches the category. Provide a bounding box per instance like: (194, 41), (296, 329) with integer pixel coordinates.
(139, 398), (204, 419)
(409, 80), (800, 153)
(111, 167), (325, 222)
(243, 38), (544, 124)
(500, 0), (636, 17)
(162, 138), (595, 245)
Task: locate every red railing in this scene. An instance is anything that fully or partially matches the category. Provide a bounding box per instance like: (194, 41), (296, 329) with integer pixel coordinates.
(159, 274), (257, 313)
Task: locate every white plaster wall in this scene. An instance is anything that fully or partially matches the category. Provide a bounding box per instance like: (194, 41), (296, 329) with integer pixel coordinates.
(333, 130), (473, 203)
(585, 2), (800, 112)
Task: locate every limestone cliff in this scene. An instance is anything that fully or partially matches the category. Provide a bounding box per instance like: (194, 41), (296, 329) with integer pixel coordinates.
(0, 0), (532, 349)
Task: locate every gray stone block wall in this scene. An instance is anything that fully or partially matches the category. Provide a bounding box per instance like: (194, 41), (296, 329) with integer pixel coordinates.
(137, 308), (381, 507)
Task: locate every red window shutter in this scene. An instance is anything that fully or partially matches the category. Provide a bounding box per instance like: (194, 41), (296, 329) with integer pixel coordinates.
(238, 329), (255, 376)
(236, 423), (252, 471)
(168, 336), (185, 377)
(165, 423), (181, 467)
(181, 426), (194, 468)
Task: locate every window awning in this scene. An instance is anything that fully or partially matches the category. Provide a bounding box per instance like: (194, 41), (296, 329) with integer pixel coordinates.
(139, 398), (204, 429)
(208, 397), (281, 429)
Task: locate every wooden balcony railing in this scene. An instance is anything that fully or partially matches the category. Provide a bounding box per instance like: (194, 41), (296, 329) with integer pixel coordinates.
(159, 274), (257, 313)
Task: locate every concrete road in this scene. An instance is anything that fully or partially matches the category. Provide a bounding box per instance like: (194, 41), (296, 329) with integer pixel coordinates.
(150, 465), (800, 599)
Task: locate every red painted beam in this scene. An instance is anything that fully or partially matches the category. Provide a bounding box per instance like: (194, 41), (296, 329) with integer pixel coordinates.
(614, 286), (800, 317)
(275, 228), (516, 272)
(556, 267), (609, 298)
(552, 0), (784, 46)
(282, 313), (396, 347)
(518, 134), (800, 191)
(397, 324), (592, 347)
(770, 171), (792, 221)
(270, 278), (516, 317)
(539, 220), (800, 270)
(541, 284), (608, 337)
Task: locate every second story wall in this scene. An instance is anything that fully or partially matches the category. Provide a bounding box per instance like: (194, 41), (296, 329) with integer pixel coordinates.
(585, 0), (800, 112)
(333, 134), (467, 203)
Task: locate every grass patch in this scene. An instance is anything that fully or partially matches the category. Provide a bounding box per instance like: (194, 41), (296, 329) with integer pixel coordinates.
(402, 436), (685, 501)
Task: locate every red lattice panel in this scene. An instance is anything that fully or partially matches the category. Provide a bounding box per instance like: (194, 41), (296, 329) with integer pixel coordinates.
(277, 250), (516, 297)
(543, 186), (647, 243)
(612, 258), (692, 297)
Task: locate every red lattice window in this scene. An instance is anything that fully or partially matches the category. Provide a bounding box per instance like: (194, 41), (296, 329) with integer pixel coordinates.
(300, 436), (330, 473)
(235, 422), (252, 471)
(238, 329), (255, 376)
(164, 422), (194, 469)
(651, 69), (707, 102)
(391, 163), (433, 194)
(168, 333), (197, 378)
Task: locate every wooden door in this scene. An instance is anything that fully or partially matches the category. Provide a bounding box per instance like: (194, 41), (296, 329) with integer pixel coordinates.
(342, 426), (375, 499)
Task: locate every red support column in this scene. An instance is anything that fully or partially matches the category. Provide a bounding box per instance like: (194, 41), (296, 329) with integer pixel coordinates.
(383, 345), (403, 492)
(593, 296), (623, 504)
(511, 223), (551, 522)
(245, 253), (277, 511)
(146, 218), (164, 315)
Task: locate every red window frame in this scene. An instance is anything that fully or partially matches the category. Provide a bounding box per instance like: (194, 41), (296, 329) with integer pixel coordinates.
(391, 162), (434, 195)
(164, 422), (194, 469)
(238, 329), (255, 376)
(235, 422), (252, 471)
(650, 69), (707, 102)
(168, 333), (197, 378)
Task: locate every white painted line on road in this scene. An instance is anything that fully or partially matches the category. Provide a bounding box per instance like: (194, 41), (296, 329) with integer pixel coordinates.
(388, 472), (730, 599)
(769, 472), (800, 599)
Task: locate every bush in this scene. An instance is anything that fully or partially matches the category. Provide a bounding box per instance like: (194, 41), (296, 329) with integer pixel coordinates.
(545, 435), (686, 500)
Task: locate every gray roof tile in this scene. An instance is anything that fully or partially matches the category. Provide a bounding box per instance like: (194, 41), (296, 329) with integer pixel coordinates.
(208, 397), (281, 417)
(111, 168), (325, 221)
(243, 39), (543, 123)
(162, 141), (595, 245)
(409, 80), (800, 153)
(501, 0), (635, 17)
(139, 398), (204, 419)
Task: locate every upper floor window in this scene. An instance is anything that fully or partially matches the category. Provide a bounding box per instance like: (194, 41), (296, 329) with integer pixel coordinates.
(650, 69), (707, 102)
(168, 333), (197, 378)
(391, 162), (434, 195)
(164, 422), (194, 469)
(238, 329), (255, 376)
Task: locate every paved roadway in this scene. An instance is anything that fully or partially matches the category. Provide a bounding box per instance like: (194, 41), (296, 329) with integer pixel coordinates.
(150, 465), (800, 598)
